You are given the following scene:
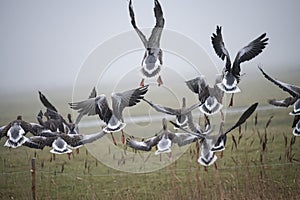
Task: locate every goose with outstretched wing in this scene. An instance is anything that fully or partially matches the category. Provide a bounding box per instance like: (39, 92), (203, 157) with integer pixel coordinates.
(129, 0), (165, 86)
(258, 66), (300, 115)
(169, 115), (217, 167)
(186, 75), (224, 119)
(26, 130), (106, 153)
(126, 118), (204, 155)
(38, 91), (67, 132)
(143, 97), (202, 129)
(211, 26), (268, 106)
(69, 85), (148, 145)
(211, 102), (258, 152)
(1, 116), (46, 148)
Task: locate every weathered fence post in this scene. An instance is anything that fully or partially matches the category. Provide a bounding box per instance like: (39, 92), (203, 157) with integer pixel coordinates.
(31, 158), (36, 200)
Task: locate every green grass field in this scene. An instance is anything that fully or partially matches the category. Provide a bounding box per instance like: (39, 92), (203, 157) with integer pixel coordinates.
(0, 107), (299, 199)
(1, 73), (300, 199)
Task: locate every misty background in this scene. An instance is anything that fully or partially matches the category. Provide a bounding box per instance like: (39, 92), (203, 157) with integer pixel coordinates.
(0, 0), (299, 121)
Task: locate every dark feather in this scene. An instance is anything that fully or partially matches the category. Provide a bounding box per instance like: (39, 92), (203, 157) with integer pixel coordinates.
(38, 91), (57, 112)
(224, 102), (258, 134)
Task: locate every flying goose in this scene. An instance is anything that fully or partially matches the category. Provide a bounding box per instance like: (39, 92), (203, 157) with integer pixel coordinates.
(65, 113), (79, 135)
(1, 116), (36, 148)
(186, 75), (224, 119)
(69, 85), (148, 145)
(170, 103), (257, 166)
(258, 67), (300, 115)
(198, 137), (218, 167)
(126, 118), (205, 155)
(211, 102), (258, 152)
(170, 120), (218, 167)
(26, 130), (106, 154)
(1, 115), (62, 148)
(143, 97), (202, 129)
(37, 110), (64, 132)
(129, 0), (165, 86)
(211, 26), (268, 106)
(38, 91), (67, 132)
(169, 115), (218, 166)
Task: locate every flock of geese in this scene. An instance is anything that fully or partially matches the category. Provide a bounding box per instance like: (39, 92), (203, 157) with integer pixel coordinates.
(1, 0), (299, 168)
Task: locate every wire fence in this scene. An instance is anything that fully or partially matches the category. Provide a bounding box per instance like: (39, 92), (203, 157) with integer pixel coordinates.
(0, 109), (300, 199)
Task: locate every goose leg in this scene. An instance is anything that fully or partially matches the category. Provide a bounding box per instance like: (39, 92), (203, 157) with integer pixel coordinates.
(76, 148), (80, 154)
(158, 49), (163, 65)
(214, 162), (218, 170)
(157, 75), (163, 86)
(220, 151), (224, 158)
(229, 93), (234, 107)
(168, 151), (173, 162)
(67, 153), (71, 160)
(111, 133), (117, 146)
(53, 154), (56, 161)
(220, 110), (224, 121)
(121, 129), (125, 144)
(140, 78), (145, 87)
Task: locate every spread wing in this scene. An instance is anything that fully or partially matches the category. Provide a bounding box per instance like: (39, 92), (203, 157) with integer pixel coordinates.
(59, 131), (106, 148)
(126, 135), (160, 151)
(95, 95), (113, 124)
(143, 98), (180, 115)
(186, 76), (209, 103)
(111, 85), (148, 120)
(211, 26), (231, 71)
(38, 91), (58, 112)
(27, 136), (57, 148)
(17, 120), (33, 134)
(23, 140), (46, 149)
(128, 0), (148, 47)
(259, 66), (300, 97)
(148, 0), (165, 49)
(224, 102), (258, 135)
(169, 132), (198, 147)
(268, 97), (297, 107)
(0, 125), (8, 138)
(69, 94), (113, 125)
(78, 131), (107, 145)
(70, 87), (98, 124)
(169, 120), (206, 139)
(232, 33), (268, 77)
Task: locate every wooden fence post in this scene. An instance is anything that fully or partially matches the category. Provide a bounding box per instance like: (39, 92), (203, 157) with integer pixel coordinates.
(31, 158), (36, 200)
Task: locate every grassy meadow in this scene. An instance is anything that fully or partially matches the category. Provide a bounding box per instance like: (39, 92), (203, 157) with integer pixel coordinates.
(0, 71), (300, 199)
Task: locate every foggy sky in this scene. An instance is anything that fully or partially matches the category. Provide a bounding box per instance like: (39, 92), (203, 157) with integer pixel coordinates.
(0, 0), (299, 95)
